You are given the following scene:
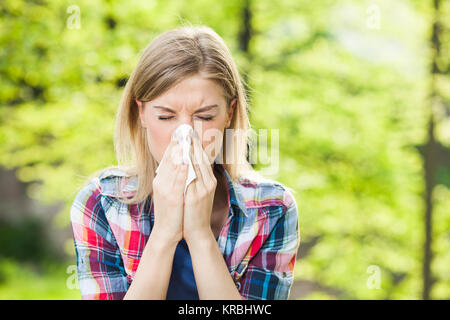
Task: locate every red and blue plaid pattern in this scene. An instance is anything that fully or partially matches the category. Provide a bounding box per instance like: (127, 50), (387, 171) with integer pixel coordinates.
(70, 164), (300, 300)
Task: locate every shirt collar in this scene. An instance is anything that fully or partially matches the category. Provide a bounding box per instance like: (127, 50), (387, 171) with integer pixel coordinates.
(215, 163), (248, 218)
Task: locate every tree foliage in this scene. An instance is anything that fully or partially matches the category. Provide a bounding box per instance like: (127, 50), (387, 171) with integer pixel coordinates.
(0, 0), (448, 299)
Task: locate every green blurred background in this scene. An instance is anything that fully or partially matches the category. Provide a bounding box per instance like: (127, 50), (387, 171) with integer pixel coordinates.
(0, 0), (449, 300)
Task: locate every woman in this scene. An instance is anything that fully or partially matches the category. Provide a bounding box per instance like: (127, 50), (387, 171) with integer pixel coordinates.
(70, 25), (300, 300)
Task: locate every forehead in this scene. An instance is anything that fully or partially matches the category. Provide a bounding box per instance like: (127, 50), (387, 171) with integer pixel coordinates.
(150, 75), (225, 110)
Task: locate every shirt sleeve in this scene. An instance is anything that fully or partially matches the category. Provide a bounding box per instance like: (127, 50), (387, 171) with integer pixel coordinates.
(70, 178), (129, 300)
(238, 188), (300, 300)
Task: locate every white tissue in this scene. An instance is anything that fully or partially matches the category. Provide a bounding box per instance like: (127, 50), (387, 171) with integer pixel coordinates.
(155, 124), (197, 195)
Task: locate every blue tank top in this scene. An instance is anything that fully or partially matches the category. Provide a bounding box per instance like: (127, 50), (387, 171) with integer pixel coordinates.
(165, 238), (199, 300)
(165, 236), (222, 299)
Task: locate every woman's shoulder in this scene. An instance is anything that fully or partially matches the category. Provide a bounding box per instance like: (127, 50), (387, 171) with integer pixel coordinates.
(70, 167), (138, 241)
(73, 166), (138, 205)
(96, 166), (138, 199)
(234, 172), (297, 214)
(71, 167), (140, 227)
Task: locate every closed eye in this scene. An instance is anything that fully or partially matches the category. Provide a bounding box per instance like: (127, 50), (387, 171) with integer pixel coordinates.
(198, 116), (214, 121)
(158, 116), (214, 121)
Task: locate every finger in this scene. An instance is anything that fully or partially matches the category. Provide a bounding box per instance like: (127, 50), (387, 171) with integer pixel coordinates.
(191, 132), (209, 188)
(164, 147), (182, 190)
(162, 136), (184, 176)
(200, 141), (216, 183)
(189, 153), (202, 191)
(173, 159), (188, 195)
(188, 130), (197, 165)
(188, 132), (200, 176)
(157, 137), (179, 175)
(193, 133), (216, 192)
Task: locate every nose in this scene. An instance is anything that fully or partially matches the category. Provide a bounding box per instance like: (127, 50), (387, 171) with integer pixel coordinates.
(177, 117), (203, 139)
(178, 117), (193, 128)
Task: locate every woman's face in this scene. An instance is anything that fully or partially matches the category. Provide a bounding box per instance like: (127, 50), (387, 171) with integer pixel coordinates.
(137, 74), (236, 166)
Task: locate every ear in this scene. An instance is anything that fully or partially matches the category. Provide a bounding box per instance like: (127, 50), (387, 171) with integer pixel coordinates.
(136, 99), (146, 128)
(226, 98), (237, 128)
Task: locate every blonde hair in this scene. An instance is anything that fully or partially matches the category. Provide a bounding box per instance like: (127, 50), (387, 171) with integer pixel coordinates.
(87, 25), (270, 205)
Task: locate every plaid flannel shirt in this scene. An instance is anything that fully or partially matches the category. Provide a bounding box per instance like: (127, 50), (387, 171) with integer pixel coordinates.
(70, 164), (300, 300)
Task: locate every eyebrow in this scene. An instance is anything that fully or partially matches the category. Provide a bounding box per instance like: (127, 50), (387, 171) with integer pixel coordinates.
(152, 104), (219, 113)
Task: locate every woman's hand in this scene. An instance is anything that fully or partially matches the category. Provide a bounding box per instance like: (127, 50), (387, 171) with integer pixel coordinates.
(151, 135), (188, 244)
(183, 131), (217, 244)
